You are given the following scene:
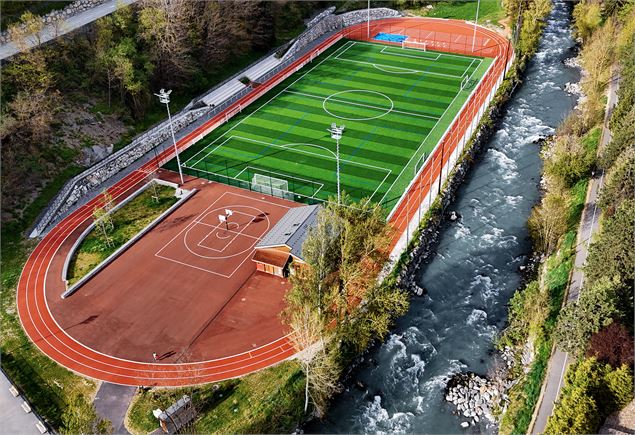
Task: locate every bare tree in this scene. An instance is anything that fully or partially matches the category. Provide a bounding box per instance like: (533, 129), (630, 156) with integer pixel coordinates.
(288, 307), (340, 417)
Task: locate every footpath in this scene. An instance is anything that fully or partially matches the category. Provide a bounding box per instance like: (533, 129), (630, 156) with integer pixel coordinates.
(528, 71), (620, 434)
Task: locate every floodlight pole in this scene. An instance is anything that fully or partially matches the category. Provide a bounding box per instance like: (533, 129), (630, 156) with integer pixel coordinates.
(471, 0), (481, 53)
(336, 137), (341, 205)
(155, 89), (185, 185)
(367, 0), (370, 39)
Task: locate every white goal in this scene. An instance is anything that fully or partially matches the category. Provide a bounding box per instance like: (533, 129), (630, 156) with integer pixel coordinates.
(402, 40), (427, 51)
(251, 173), (293, 200)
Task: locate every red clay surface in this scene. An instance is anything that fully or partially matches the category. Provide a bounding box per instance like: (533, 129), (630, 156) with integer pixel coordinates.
(17, 18), (511, 386)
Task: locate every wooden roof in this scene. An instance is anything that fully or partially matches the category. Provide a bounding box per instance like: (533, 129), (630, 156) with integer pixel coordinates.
(252, 249), (291, 268)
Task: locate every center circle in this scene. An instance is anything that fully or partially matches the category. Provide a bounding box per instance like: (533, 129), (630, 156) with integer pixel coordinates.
(322, 90), (394, 121)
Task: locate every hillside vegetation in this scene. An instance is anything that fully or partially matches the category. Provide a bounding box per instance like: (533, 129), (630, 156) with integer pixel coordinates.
(499, 2), (634, 433)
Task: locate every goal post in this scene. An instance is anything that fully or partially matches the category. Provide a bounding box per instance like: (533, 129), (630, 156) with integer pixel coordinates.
(251, 173), (293, 200)
(402, 39), (427, 51)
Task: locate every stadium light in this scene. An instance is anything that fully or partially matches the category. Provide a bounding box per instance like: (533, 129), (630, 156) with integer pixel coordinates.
(367, 0), (370, 39)
(471, 0), (481, 53)
(327, 123), (345, 205)
(155, 89), (185, 185)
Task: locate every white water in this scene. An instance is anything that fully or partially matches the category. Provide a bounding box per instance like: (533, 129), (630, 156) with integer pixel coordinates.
(312, 0), (580, 433)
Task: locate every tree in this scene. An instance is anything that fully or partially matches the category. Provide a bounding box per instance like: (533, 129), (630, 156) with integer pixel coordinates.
(7, 11), (44, 50)
(585, 199), (635, 285)
(527, 188), (569, 254)
(555, 277), (623, 356)
(542, 134), (595, 188)
(138, 0), (197, 85)
(573, 1), (602, 42)
(286, 306), (340, 417)
(545, 386), (600, 434)
(587, 323), (634, 368)
(599, 147), (635, 214)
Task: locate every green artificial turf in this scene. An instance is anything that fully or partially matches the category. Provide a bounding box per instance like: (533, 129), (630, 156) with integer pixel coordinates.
(167, 39), (492, 212)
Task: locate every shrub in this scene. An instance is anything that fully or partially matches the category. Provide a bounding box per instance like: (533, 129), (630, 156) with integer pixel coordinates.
(527, 187), (570, 254)
(587, 322), (634, 368)
(542, 135), (596, 187)
(599, 147), (635, 214)
(554, 277), (623, 356)
(573, 1), (602, 42)
(585, 199), (635, 285)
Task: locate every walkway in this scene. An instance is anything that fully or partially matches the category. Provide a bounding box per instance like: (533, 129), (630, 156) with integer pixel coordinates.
(0, 369), (48, 434)
(529, 71), (620, 434)
(94, 383), (136, 434)
(0, 0), (137, 60)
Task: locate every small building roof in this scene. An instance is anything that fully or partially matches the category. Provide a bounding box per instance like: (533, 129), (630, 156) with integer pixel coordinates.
(252, 249), (290, 268)
(256, 205), (320, 260)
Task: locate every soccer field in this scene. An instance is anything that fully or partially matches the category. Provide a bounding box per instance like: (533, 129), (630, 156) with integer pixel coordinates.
(170, 39), (493, 211)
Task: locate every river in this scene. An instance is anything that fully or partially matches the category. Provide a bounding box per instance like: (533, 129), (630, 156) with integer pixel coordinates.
(311, 0), (580, 433)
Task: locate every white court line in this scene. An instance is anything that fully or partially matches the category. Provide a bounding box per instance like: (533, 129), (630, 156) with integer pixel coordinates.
(197, 211), (257, 252)
(193, 220), (263, 242)
(154, 191), (285, 278)
(380, 45), (440, 61)
(283, 89), (440, 121)
(182, 41), (357, 168)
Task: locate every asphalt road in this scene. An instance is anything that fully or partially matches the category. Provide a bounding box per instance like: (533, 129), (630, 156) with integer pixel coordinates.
(0, 0), (138, 60)
(529, 72), (619, 434)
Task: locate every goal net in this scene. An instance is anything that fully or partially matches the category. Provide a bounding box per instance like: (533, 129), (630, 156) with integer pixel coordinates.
(402, 40), (427, 51)
(251, 173), (293, 200)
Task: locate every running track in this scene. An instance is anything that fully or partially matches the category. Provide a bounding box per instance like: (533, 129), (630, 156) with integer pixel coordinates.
(17, 18), (511, 386)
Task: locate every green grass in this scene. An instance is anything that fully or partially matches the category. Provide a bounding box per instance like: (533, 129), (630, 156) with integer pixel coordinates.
(166, 39), (491, 212)
(127, 361), (305, 435)
(1, 165), (95, 430)
(67, 184), (178, 285)
(412, 0), (505, 24)
(502, 178), (590, 434)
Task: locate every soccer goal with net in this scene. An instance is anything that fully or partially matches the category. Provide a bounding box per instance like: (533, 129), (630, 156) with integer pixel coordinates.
(251, 173), (294, 200)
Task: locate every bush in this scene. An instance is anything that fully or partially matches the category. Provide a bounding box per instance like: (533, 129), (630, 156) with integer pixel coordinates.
(573, 1), (602, 42)
(546, 358), (634, 434)
(587, 322), (634, 368)
(599, 146), (635, 214)
(554, 277), (623, 357)
(542, 135), (596, 187)
(527, 188), (570, 254)
(585, 199), (635, 285)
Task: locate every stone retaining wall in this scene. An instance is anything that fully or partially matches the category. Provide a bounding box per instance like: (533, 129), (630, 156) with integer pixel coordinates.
(283, 7), (402, 60)
(0, 0), (108, 44)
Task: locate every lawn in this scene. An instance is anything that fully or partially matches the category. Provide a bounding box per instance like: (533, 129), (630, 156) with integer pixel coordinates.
(416, 0), (505, 24)
(166, 39), (491, 213)
(66, 183), (178, 285)
(127, 361), (305, 434)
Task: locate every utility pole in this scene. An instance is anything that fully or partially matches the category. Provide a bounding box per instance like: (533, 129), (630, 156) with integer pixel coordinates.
(155, 89), (185, 185)
(367, 0), (371, 39)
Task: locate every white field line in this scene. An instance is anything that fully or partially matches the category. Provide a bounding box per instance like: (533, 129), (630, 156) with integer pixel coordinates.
(377, 54), (484, 210)
(194, 219), (263, 242)
(380, 45), (440, 61)
(384, 56), (492, 220)
(235, 165), (325, 195)
(233, 135), (393, 174)
(283, 89), (440, 121)
(353, 39), (482, 61)
(182, 40), (357, 167)
(334, 53), (465, 79)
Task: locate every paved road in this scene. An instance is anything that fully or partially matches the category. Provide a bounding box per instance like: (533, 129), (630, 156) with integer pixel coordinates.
(94, 382), (136, 434)
(0, 0), (138, 60)
(529, 72), (619, 434)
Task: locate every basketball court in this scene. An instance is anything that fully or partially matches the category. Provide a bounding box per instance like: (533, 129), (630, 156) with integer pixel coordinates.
(45, 180), (298, 364)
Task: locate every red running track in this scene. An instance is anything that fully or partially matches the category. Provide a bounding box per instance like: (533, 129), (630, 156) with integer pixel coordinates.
(17, 18), (511, 386)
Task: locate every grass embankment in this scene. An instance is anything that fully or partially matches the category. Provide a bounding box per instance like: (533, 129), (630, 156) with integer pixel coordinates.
(499, 127), (600, 433)
(1, 167), (94, 430)
(67, 184), (178, 285)
(408, 0), (505, 25)
(126, 361), (305, 434)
